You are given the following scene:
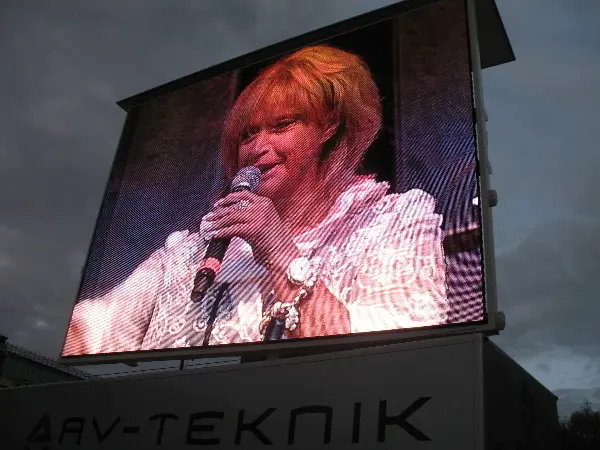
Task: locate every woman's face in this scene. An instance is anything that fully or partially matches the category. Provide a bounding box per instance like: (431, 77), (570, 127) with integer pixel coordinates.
(237, 107), (328, 200)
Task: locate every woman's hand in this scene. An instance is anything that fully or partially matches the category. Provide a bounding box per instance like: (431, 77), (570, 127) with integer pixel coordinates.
(204, 190), (350, 338)
(204, 190), (300, 270)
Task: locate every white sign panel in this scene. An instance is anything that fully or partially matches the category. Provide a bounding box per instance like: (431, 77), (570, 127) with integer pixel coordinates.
(1, 335), (484, 449)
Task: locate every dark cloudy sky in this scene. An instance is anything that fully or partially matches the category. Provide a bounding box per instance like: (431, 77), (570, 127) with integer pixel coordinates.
(1, 0), (599, 415)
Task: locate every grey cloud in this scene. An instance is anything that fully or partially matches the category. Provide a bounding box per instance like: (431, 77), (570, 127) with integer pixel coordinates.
(485, 0), (600, 240)
(484, 0), (600, 379)
(491, 217), (600, 361)
(0, 227), (86, 357)
(555, 388), (600, 417)
(536, 362), (551, 373)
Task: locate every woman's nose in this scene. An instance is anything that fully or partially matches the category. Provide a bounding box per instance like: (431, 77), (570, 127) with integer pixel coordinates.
(250, 132), (274, 155)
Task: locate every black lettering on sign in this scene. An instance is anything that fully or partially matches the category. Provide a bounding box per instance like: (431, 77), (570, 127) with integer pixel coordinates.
(59, 417), (85, 445)
(93, 417), (121, 443)
(149, 413), (178, 445)
(122, 426), (140, 434)
(288, 406), (333, 445)
(235, 408), (276, 445)
(352, 402), (362, 443)
(186, 411), (224, 445)
(26, 414), (52, 444)
(378, 397), (432, 442)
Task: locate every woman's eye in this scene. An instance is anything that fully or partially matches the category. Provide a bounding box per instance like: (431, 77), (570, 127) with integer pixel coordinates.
(240, 128), (258, 143)
(273, 119), (297, 130)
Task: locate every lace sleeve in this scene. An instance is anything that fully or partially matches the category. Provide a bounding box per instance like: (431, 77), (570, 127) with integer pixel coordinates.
(63, 245), (167, 355)
(346, 189), (449, 332)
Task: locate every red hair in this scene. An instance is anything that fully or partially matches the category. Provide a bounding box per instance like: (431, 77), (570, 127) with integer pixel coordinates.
(220, 45), (382, 193)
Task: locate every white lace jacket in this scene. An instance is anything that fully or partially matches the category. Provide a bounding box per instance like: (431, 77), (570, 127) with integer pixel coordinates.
(65, 179), (449, 355)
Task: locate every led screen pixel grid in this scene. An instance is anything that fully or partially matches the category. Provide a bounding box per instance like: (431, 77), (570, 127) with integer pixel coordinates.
(62, 0), (488, 359)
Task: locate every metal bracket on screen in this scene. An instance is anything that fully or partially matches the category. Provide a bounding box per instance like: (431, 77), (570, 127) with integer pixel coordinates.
(472, 189), (497, 208)
(495, 311), (506, 331)
(488, 189), (498, 207)
(487, 311), (506, 336)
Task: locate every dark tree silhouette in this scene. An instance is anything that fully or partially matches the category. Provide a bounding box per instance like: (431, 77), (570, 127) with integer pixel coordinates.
(559, 400), (600, 450)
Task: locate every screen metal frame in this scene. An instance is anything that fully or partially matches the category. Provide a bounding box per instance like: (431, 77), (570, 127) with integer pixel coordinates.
(59, 0), (499, 366)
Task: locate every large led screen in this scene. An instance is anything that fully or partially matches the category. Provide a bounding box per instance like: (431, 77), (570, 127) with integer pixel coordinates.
(62, 0), (492, 361)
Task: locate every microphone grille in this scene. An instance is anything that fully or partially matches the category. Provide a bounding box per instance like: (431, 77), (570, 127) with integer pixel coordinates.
(231, 166), (261, 192)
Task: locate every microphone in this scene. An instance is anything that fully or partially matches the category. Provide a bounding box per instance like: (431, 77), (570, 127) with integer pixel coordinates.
(190, 166), (261, 302)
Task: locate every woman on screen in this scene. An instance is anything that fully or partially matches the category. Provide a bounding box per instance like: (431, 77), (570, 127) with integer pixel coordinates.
(64, 45), (449, 355)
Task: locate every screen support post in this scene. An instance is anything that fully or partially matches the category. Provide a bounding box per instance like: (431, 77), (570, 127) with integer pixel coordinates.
(466, 0), (502, 332)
